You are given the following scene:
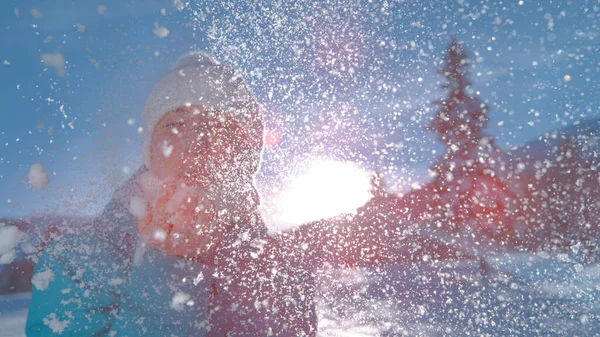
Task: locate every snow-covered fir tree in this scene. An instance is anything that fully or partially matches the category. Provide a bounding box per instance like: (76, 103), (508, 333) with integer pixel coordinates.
(426, 38), (518, 244)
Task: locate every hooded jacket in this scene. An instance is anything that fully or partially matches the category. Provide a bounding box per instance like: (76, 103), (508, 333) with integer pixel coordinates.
(26, 166), (395, 336)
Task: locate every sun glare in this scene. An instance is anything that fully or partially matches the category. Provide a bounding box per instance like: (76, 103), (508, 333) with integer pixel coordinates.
(273, 159), (373, 229)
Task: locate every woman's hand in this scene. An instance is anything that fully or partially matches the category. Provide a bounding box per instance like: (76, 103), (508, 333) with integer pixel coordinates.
(137, 180), (221, 259)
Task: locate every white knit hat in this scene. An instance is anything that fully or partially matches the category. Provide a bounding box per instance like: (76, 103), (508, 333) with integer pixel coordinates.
(141, 52), (263, 173)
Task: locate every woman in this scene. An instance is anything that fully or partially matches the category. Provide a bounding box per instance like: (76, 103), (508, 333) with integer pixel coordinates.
(26, 52), (395, 336)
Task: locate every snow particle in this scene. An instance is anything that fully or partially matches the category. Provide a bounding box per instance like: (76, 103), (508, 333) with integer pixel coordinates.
(193, 272), (204, 285)
(40, 52), (66, 77)
(108, 278), (124, 286)
(0, 251), (16, 264)
(43, 313), (69, 334)
(170, 292), (191, 311)
(571, 242), (581, 254)
(580, 314), (589, 324)
(153, 229), (167, 242)
(28, 162), (50, 189)
(32, 269), (55, 291)
(153, 22), (170, 38)
(129, 196), (147, 219)
(22, 242), (37, 254)
(31, 8), (43, 19)
(97, 5), (106, 15)
(75, 23), (86, 33)
(0, 223), (28, 264)
(563, 74), (571, 82)
(172, 0), (184, 11)
(161, 140), (174, 158)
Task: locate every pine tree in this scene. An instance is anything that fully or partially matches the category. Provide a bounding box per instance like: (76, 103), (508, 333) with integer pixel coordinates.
(543, 136), (586, 249)
(426, 38), (517, 244)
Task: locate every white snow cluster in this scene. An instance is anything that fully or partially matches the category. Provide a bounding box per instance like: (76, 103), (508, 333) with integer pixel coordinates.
(28, 162), (50, 189)
(170, 291), (192, 311)
(43, 313), (69, 334)
(153, 23), (170, 38)
(40, 53), (66, 77)
(153, 229), (167, 242)
(161, 140), (174, 158)
(32, 269), (55, 291)
(172, 0), (184, 11)
(0, 223), (29, 264)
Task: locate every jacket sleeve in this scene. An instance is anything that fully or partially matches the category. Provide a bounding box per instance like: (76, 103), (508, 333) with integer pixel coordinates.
(286, 211), (396, 269)
(289, 201), (470, 269)
(26, 237), (121, 336)
(26, 237), (212, 337)
(109, 246), (212, 337)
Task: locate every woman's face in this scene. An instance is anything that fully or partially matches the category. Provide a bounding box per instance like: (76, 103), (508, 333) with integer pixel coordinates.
(149, 105), (252, 185)
(149, 107), (193, 181)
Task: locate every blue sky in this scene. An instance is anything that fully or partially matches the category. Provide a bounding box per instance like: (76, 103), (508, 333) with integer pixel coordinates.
(0, 0), (598, 218)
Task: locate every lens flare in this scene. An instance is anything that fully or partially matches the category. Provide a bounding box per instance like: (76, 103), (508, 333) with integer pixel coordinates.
(273, 159), (373, 229)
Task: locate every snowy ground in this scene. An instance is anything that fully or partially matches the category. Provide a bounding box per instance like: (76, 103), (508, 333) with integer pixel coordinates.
(316, 251), (600, 336)
(0, 292), (30, 337)
(2, 252), (599, 336)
